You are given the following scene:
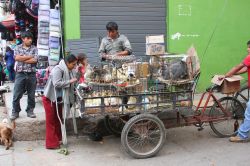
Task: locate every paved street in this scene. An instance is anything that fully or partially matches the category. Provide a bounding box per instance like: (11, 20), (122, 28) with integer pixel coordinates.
(1, 83), (249, 166)
(0, 126), (250, 166)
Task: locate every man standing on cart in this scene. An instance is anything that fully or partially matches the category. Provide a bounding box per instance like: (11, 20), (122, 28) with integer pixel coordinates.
(222, 40), (250, 142)
(10, 31), (38, 120)
(99, 21), (132, 59)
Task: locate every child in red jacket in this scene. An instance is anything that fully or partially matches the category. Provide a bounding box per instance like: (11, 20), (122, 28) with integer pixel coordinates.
(76, 53), (88, 83)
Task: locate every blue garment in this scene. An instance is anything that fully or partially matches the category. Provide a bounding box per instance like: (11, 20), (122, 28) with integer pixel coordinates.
(238, 100), (250, 139)
(5, 51), (15, 67)
(7, 65), (15, 81)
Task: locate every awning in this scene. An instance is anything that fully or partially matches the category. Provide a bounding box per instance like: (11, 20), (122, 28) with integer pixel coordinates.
(0, 14), (15, 28)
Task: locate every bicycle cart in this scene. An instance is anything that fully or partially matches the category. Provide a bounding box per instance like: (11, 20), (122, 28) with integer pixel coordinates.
(75, 54), (245, 159)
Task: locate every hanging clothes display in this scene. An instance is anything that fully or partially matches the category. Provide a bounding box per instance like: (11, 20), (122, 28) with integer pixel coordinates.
(37, 0), (50, 55)
(48, 8), (61, 66)
(11, 0), (38, 45)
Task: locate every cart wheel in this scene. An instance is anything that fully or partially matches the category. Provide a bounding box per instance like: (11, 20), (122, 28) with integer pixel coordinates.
(209, 97), (245, 137)
(234, 85), (249, 109)
(104, 115), (126, 137)
(121, 114), (166, 159)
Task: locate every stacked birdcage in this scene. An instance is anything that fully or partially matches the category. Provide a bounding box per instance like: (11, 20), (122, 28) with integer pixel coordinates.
(76, 35), (200, 116)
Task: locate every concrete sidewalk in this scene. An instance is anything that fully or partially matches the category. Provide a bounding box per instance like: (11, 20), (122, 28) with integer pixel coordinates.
(0, 127), (250, 166)
(3, 83), (90, 141)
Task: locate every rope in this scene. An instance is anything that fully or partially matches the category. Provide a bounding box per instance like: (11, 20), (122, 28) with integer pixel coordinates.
(199, 0), (228, 65)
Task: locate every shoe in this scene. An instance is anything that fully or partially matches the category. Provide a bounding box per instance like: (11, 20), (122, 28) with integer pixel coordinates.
(10, 113), (19, 120)
(27, 112), (36, 118)
(229, 136), (248, 143)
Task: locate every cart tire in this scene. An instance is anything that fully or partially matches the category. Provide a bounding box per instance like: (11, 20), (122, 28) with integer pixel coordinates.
(121, 114), (166, 159)
(104, 115), (126, 137)
(234, 85), (249, 109)
(209, 97), (245, 138)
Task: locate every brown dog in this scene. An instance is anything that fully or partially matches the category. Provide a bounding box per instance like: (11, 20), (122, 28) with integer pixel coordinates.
(0, 119), (15, 150)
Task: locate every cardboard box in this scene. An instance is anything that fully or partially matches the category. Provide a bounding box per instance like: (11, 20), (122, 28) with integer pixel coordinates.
(146, 35), (165, 55)
(136, 62), (149, 78)
(211, 75), (243, 94)
(186, 46), (200, 79)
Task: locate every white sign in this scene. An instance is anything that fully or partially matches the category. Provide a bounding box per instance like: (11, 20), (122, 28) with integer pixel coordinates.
(171, 32), (200, 40)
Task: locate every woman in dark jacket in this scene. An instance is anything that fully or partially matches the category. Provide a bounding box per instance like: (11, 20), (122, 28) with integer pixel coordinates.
(5, 46), (15, 81)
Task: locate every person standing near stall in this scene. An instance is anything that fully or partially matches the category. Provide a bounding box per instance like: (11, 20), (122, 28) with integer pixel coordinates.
(43, 54), (78, 149)
(5, 46), (15, 82)
(220, 40), (250, 142)
(99, 21), (132, 59)
(10, 31), (38, 120)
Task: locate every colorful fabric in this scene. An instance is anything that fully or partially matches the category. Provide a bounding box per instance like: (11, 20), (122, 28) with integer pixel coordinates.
(39, 4), (50, 11)
(49, 41), (60, 48)
(38, 49), (49, 56)
(39, 22), (49, 27)
(50, 18), (60, 26)
(39, 0), (50, 5)
(49, 55), (60, 61)
(38, 38), (49, 45)
(37, 44), (49, 50)
(50, 9), (59, 19)
(5, 50), (15, 66)
(50, 25), (60, 32)
(50, 48), (60, 54)
(49, 36), (60, 42)
(39, 27), (50, 34)
(38, 15), (50, 23)
(38, 10), (50, 16)
(50, 31), (61, 38)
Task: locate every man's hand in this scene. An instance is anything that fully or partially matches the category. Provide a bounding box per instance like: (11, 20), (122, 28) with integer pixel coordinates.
(70, 78), (77, 84)
(218, 75), (225, 81)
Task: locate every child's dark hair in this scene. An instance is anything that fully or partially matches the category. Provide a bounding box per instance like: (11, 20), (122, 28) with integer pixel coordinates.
(247, 40), (250, 45)
(21, 31), (33, 39)
(6, 46), (12, 52)
(65, 54), (77, 63)
(77, 53), (87, 61)
(106, 21), (118, 31)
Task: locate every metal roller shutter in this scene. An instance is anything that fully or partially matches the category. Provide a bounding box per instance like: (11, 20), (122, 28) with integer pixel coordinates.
(80, 0), (166, 60)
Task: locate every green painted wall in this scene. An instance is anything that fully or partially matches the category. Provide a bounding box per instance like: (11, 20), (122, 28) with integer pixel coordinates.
(167, 0), (250, 91)
(63, 0), (81, 41)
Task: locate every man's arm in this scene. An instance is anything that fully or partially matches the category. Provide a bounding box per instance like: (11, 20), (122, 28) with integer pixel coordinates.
(116, 50), (130, 56)
(15, 55), (33, 62)
(25, 47), (38, 64)
(24, 58), (37, 64)
(120, 35), (132, 56)
(98, 39), (107, 57)
(225, 63), (245, 77)
(236, 66), (247, 74)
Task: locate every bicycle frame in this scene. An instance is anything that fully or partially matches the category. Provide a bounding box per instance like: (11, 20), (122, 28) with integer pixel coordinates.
(161, 86), (233, 128)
